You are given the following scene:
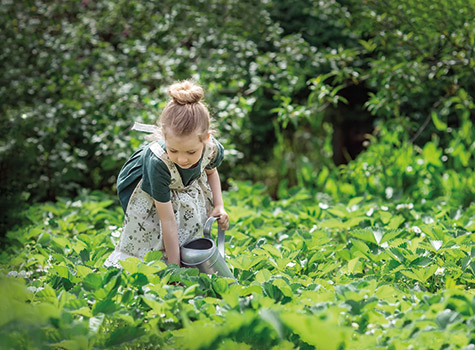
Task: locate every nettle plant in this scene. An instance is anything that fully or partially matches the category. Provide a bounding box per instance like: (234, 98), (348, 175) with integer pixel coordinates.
(1, 179), (474, 349)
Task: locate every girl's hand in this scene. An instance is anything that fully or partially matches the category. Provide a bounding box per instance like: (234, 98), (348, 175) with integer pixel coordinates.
(210, 206), (229, 231)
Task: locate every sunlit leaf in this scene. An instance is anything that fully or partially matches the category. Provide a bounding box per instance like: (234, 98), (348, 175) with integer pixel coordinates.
(105, 326), (146, 347)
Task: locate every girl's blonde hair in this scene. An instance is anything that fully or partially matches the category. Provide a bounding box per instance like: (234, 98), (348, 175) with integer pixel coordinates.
(159, 80), (210, 141)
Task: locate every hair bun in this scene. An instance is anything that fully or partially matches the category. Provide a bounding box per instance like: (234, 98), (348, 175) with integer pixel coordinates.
(168, 80), (204, 105)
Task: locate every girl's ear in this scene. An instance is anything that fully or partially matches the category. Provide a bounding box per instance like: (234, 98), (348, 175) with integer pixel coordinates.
(204, 132), (211, 142)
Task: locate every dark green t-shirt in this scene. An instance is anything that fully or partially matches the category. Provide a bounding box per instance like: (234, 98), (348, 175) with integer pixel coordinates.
(117, 137), (224, 212)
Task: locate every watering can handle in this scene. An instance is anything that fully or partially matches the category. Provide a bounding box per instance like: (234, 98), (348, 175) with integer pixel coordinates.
(203, 216), (226, 258)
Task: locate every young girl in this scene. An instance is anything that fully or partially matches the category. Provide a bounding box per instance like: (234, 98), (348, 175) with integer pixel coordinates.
(104, 80), (229, 267)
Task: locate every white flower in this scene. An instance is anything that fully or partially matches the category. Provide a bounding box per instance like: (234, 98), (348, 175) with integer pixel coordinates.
(412, 226), (422, 234)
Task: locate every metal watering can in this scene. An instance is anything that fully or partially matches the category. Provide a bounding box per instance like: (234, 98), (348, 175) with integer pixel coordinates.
(180, 216), (235, 279)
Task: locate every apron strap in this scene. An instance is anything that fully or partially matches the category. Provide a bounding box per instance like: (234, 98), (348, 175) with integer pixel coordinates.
(203, 216), (226, 258)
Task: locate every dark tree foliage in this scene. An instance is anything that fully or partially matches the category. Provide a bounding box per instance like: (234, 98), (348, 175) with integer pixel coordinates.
(1, 0), (473, 232)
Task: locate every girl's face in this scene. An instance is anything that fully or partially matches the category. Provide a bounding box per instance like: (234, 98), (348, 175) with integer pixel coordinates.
(165, 131), (209, 169)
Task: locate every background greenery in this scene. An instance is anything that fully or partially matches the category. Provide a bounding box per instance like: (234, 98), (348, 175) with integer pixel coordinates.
(1, 0), (474, 348)
(1, 0), (474, 231)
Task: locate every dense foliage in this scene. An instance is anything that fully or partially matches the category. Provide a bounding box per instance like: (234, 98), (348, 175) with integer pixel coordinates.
(1, 0), (474, 348)
(1, 178), (474, 349)
(2, 0), (473, 231)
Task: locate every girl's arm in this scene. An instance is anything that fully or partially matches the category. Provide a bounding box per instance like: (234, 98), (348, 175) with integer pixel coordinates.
(154, 200), (181, 265)
(205, 168), (229, 230)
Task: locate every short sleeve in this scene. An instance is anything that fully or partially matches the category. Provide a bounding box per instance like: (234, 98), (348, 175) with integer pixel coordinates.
(205, 136), (224, 170)
(141, 148), (172, 202)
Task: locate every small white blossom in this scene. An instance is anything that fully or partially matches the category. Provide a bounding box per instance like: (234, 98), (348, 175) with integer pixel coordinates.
(412, 226), (422, 234)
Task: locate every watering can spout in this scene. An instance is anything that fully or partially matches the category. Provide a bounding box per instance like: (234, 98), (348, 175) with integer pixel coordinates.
(180, 217), (235, 280)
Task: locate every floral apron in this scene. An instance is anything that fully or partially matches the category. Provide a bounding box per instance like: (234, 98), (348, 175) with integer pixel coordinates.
(104, 141), (216, 268)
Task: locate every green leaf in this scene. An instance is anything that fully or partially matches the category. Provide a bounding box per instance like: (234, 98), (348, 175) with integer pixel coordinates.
(431, 111), (447, 131)
(121, 290), (133, 305)
(409, 257), (433, 267)
(130, 273), (148, 288)
(213, 279), (229, 295)
(144, 250), (163, 263)
(328, 205), (349, 218)
(272, 278), (293, 298)
(83, 273), (102, 291)
(92, 299), (120, 316)
(105, 326), (146, 347)
(435, 310), (462, 329)
(280, 312), (350, 350)
(75, 265), (93, 278)
(120, 257), (141, 274)
(352, 240), (371, 256)
(347, 258), (363, 274)
(386, 215), (405, 230)
(401, 265), (438, 283)
(350, 229), (376, 244)
(320, 218), (344, 228)
(53, 265), (70, 279)
(255, 269), (272, 283)
(79, 248), (90, 263)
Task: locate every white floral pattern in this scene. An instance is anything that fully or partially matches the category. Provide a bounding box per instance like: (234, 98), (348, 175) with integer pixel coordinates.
(104, 140), (217, 268)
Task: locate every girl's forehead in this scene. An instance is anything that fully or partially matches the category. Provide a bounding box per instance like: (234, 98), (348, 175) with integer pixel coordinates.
(165, 132), (203, 150)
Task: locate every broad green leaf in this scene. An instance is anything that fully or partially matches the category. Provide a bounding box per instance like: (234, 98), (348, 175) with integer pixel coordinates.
(272, 278), (293, 297)
(281, 312), (350, 350)
(318, 261), (341, 276)
(345, 216), (366, 227)
(137, 263), (164, 275)
(53, 265), (70, 279)
(221, 284), (242, 308)
(380, 229), (404, 244)
(229, 254), (265, 270)
(350, 229), (376, 244)
(375, 285), (400, 303)
(347, 196), (364, 208)
(347, 257), (363, 274)
(409, 257), (433, 267)
(320, 218), (343, 229)
(274, 257), (292, 271)
(83, 273), (102, 291)
(75, 265), (93, 278)
(352, 240), (371, 256)
(388, 247), (406, 263)
(52, 236), (70, 249)
(120, 257), (141, 274)
(213, 279), (229, 295)
(142, 296), (166, 315)
(261, 244), (282, 258)
(423, 142), (443, 167)
(328, 205), (349, 218)
(387, 215), (405, 229)
(92, 298), (120, 315)
(379, 211), (392, 225)
(255, 269), (272, 283)
(435, 309), (462, 329)
(144, 250), (163, 263)
(401, 265), (438, 283)
(72, 240), (87, 254)
(431, 111), (447, 131)
(130, 272), (148, 287)
(105, 326), (146, 347)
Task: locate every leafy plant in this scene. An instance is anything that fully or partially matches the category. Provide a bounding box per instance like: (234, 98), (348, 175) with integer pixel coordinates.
(1, 179), (474, 349)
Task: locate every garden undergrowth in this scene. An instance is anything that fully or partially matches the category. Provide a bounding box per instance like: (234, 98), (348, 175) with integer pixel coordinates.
(1, 182), (475, 349)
